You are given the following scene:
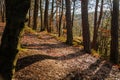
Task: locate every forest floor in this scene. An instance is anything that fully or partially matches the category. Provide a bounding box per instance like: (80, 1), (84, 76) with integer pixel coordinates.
(0, 23), (120, 80)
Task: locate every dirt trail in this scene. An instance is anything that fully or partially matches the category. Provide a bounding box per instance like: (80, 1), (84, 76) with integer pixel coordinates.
(14, 31), (120, 80)
(0, 24), (119, 80)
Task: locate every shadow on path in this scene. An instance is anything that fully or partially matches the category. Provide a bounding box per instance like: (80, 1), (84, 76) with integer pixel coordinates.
(21, 43), (68, 50)
(16, 50), (84, 71)
(62, 59), (112, 80)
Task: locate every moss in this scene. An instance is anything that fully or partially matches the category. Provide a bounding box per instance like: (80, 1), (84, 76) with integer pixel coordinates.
(91, 49), (100, 58)
(23, 26), (36, 35)
(49, 33), (66, 42)
(72, 37), (83, 46)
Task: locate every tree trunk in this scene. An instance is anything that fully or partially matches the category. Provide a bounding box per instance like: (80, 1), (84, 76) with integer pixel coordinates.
(81, 0), (91, 53)
(49, 0), (54, 33)
(28, 0), (31, 27)
(56, 0), (59, 33)
(92, 0), (99, 50)
(58, 0), (64, 37)
(92, 0), (103, 50)
(2, 0), (5, 22)
(0, 0), (30, 79)
(40, 0), (44, 31)
(33, 0), (39, 30)
(110, 0), (119, 64)
(0, 0), (5, 22)
(44, 0), (49, 32)
(65, 0), (73, 45)
(72, 0), (76, 28)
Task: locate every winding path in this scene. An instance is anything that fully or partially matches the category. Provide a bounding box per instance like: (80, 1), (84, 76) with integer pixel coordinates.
(0, 23), (119, 80)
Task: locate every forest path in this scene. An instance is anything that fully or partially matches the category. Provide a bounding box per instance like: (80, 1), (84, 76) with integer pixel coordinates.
(0, 24), (119, 80)
(14, 29), (120, 80)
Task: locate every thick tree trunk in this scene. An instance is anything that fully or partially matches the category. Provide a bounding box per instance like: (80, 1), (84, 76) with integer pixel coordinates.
(110, 0), (119, 64)
(81, 0), (91, 53)
(65, 0), (73, 45)
(0, 0), (30, 79)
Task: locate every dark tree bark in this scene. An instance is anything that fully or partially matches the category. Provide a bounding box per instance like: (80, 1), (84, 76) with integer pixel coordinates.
(44, 0), (49, 32)
(0, 0), (30, 79)
(65, 0), (73, 45)
(110, 0), (119, 64)
(33, 0), (39, 30)
(81, 0), (91, 53)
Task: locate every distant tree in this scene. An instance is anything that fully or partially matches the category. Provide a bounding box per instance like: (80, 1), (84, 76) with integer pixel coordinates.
(0, 0), (5, 22)
(110, 0), (119, 64)
(81, 0), (91, 53)
(0, 0), (30, 79)
(65, 0), (73, 45)
(28, 0), (31, 27)
(33, 0), (39, 30)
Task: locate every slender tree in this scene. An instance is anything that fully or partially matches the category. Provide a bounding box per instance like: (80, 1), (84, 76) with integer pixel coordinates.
(28, 0), (31, 27)
(58, 0), (64, 37)
(81, 0), (91, 53)
(0, 0), (5, 22)
(92, 0), (99, 50)
(72, 0), (76, 28)
(110, 0), (119, 64)
(44, 0), (49, 32)
(56, 0), (59, 32)
(33, 0), (39, 30)
(65, 0), (73, 45)
(40, 0), (44, 31)
(48, 0), (55, 33)
(92, 0), (103, 50)
(0, 0), (30, 79)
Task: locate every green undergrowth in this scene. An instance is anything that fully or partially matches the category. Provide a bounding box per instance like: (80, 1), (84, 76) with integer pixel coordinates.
(49, 33), (66, 42)
(21, 26), (36, 35)
(73, 37), (83, 46)
(18, 46), (28, 52)
(18, 26), (37, 51)
(91, 49), (100, 58)
(91, 49), (110, 60)
(48, 33), (83, 46)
